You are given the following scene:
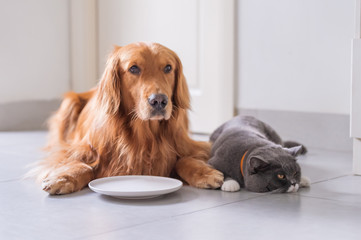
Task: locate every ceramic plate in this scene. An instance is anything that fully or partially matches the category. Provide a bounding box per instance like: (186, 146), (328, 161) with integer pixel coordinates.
(88, 175), (183, 199)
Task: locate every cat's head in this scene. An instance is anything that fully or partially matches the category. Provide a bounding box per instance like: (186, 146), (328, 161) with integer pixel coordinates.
(243, 145), (303, 193)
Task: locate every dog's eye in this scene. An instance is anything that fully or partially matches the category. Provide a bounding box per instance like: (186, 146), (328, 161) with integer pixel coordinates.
(164, 64), (172, 74)
(129, 65), (141, 75)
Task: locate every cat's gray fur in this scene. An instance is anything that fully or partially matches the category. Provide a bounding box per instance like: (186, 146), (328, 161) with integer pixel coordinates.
(208, 115), (310, 193)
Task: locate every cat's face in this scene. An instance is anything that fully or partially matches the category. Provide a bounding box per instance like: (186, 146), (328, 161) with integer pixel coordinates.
(244, 146), (302, 193)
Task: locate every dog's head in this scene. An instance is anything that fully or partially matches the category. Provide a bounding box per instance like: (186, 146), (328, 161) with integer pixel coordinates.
(97, 42), (190, 121)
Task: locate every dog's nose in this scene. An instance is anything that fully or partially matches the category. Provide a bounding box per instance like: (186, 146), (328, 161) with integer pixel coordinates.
(148, 94), (168, 110)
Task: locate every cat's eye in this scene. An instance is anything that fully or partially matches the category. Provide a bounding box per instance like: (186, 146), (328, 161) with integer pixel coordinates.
(129, 65), (141, 75)
(164, 64), (172, 73)
(277, 174), (285, 180)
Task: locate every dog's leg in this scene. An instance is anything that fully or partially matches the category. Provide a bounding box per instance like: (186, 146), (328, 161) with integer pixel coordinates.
(39, 90), (96, 195)
(41, 161), (94, 195)
(175, 158), (224, 189)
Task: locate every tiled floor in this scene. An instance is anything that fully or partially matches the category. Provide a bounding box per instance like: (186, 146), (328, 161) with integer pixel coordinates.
(1, 131), (360, 240)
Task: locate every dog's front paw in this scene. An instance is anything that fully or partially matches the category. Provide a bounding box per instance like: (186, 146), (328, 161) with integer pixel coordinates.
(42, 176), (76, 195)
(193, 169), (224, 189)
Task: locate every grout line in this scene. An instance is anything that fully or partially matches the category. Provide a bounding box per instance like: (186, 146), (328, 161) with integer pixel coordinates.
(0, 178), (22, 183)
(305, 147), (352, 154)
(171, 193), (268, 218)
(0, 150), (43, 158)
(309, 174), (352, 185)
(297, 193), (358, 204)
(0, 175), (31, 183)
(72, 193), (267, 240)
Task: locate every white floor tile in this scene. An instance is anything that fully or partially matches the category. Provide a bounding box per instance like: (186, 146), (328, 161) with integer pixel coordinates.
(298, 148), (352, 183)
(85, 194), (361, 240)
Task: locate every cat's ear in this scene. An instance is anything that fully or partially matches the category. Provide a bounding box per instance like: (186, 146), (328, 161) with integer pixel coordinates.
(249, 157), (270, 174)
(284, 145), (303, 157)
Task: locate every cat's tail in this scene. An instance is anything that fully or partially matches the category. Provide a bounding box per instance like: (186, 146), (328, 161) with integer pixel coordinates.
(283, 141), (308, 155)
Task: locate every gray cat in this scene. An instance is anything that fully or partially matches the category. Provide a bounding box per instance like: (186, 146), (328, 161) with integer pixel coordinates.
(208, 115), (310, 193)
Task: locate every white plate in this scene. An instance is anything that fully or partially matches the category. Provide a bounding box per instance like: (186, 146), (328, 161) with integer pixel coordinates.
(88, 176), (183, 199)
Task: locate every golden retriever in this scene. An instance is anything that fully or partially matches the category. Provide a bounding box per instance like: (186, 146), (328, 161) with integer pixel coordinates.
(34, 42), (224, 194)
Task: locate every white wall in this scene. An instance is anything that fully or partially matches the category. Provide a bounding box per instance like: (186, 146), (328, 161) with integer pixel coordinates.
(0, 0), (70, 103)
(237, 0), (355, 115)
(0, 0), (355, 117)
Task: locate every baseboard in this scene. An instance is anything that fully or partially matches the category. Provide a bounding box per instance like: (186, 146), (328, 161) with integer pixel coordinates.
(0, 99), (61, 131)
(0, 101), (353, 152)
(238, 108), (352, 152)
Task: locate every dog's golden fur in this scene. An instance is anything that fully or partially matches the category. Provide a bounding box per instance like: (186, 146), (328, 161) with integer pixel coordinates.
(35, 42), (224, 194)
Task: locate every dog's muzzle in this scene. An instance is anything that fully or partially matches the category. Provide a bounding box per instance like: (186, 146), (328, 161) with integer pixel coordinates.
(148, 94), (168, 118)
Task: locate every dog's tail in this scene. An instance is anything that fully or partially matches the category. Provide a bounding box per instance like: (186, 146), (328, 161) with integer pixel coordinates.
(283, 141), (308, 155)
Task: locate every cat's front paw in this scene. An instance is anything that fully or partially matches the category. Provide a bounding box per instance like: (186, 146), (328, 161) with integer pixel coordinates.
(300, 176), (311, 188)
(221, 178), (240, 192)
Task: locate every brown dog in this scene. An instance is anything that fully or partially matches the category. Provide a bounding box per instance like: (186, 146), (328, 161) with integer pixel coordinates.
(34, 42), (224, 194)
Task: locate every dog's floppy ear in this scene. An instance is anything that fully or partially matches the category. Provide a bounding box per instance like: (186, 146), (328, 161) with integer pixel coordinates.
(97, 46), (122, 115)
(173, 53), (190, 110)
